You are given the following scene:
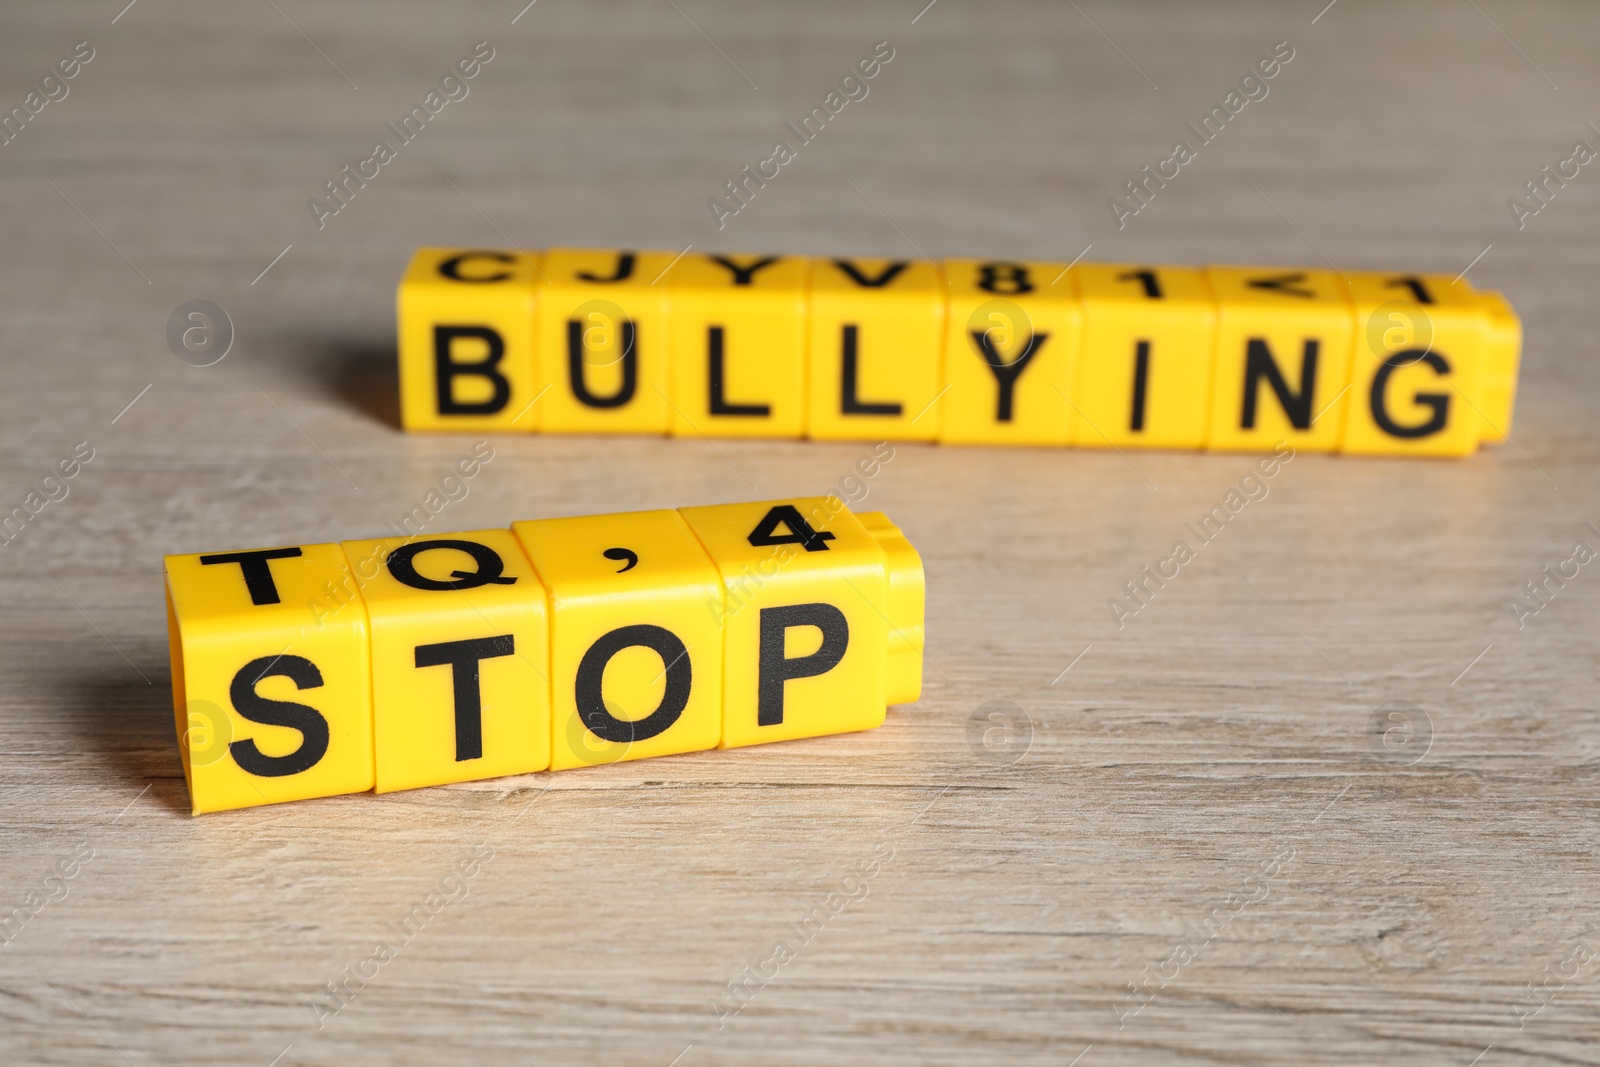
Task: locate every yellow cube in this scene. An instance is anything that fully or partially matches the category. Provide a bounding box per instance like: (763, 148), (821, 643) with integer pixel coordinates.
(512, 509), (724, 769)
(340, 529), (552, 793)
(666, 254), (809, 438)
(165, 543), (374, 814)
(1072, 264), (1217, 450)
(678, 498), (915, 749)
(1205, 266), (1355, 453)
(1339, 273), (1494, 457)
(534, 249), (674, 435)
(807, 258), (946, 441)
(397, 247), (542, 433)
(940, 259), (1080, 446)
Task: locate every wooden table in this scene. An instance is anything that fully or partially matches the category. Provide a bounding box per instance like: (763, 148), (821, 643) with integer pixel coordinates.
(3, 1), (1596, 1063)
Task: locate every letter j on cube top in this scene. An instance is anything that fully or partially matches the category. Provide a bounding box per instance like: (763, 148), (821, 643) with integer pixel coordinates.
(165, 499), (924, 814)
(397, 246), (1521, 457)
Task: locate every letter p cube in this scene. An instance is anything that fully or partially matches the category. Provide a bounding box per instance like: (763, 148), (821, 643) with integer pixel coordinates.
(678, 499), (924, 749)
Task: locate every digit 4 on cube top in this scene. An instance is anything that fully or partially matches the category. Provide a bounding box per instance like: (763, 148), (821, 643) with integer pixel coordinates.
(165, 499), (924, 814)
(398, 248), (1520, 458)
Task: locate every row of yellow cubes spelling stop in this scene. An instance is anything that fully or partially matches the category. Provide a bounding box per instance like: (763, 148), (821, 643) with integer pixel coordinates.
(165, 499), (924, 815)
(398, 248), (1521, 458)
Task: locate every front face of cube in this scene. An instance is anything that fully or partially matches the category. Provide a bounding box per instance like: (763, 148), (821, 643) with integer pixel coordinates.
(666, 253), (809, 439)
(165, 543), (374, 814)
(1340, 271), (1486, 458)
(941, 258), (1080, 447)
(1072, 264), (1217, 450)
(1205, 266), (1355, 454)
(678, 499), (889, 750)
(534, 249), (675, 435)
(341, 529), (552, 794)
(397, 247), (542, 433)
(806, 258), (946, 442)
(513, 509), (724, 770)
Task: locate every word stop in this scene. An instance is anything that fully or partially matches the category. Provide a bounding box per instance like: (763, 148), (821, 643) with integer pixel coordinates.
(165, 499), (923, 814)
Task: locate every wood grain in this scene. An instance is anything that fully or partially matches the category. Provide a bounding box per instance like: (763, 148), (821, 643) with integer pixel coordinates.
(2, 1), (1598, 1063)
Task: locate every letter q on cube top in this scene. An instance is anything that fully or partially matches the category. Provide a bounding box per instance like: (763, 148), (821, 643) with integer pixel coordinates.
(165, 499), (924, 814)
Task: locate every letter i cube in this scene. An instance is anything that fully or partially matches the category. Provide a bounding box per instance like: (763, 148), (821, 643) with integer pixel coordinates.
(1072, 264), (1216, 449)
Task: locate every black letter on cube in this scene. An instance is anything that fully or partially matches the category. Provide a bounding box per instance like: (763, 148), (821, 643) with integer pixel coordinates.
(200, 547), (304, 606)
(1370, 350), (1450, 439)
(574, 624), (691, 744)
(228, 654), (330, 777)
(757, 603), (849, 726)
(1241, 338), (1318, 430)
(566, 319), (638, 408)
(386, 540), (517, 592)
(414, 635), (516, 762)
(434, 326), (511, 415)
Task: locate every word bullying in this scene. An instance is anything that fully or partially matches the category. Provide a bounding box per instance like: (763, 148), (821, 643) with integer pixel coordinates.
(397, 248), (1520, 458)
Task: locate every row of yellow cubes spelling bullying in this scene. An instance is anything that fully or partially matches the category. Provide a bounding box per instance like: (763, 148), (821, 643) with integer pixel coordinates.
(165, 499), (923, 815)
(397, 248), (1521, 457)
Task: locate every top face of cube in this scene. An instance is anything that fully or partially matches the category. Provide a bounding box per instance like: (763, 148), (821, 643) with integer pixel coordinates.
(540, 248), (680, 292)
(667, 253), (808, 293)
(340, 528), (546, 620)
(1205, 266), (1351, 313)
(1340, 271), (1481, 313)
(677, 498), (885, 580)
(165, 542), (353, 639)
(810, 257), (944, 298)
(401, 247), (542, 291)
(943, 259), (1077, 302)
(512, 509), (719, 602)
(1072, 263), (1213, 307)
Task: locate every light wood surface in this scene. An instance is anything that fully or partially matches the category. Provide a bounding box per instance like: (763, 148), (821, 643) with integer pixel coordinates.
(3, 1), (1599, 1063)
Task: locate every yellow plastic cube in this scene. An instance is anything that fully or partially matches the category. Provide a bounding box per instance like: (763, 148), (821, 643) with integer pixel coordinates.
(397, 247), (542, 433)
(940, 259), (1080, 446)
(512, 509), (723, 769)
(667, 254), (809, 438)
(1205, 266), (1355, 453)
(165, 543), (374, 814)
(677, 498), (920, 749)
(1339, 272), (1492, 457)
(1072, 264), (1217, 450)
(807, 258), (946, 441)
(340, 529), (552, 793)
(534, 248), (674, 435)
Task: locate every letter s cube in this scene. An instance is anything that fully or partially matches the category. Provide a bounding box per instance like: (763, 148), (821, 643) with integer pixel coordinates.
(165, 543), (374, 814)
